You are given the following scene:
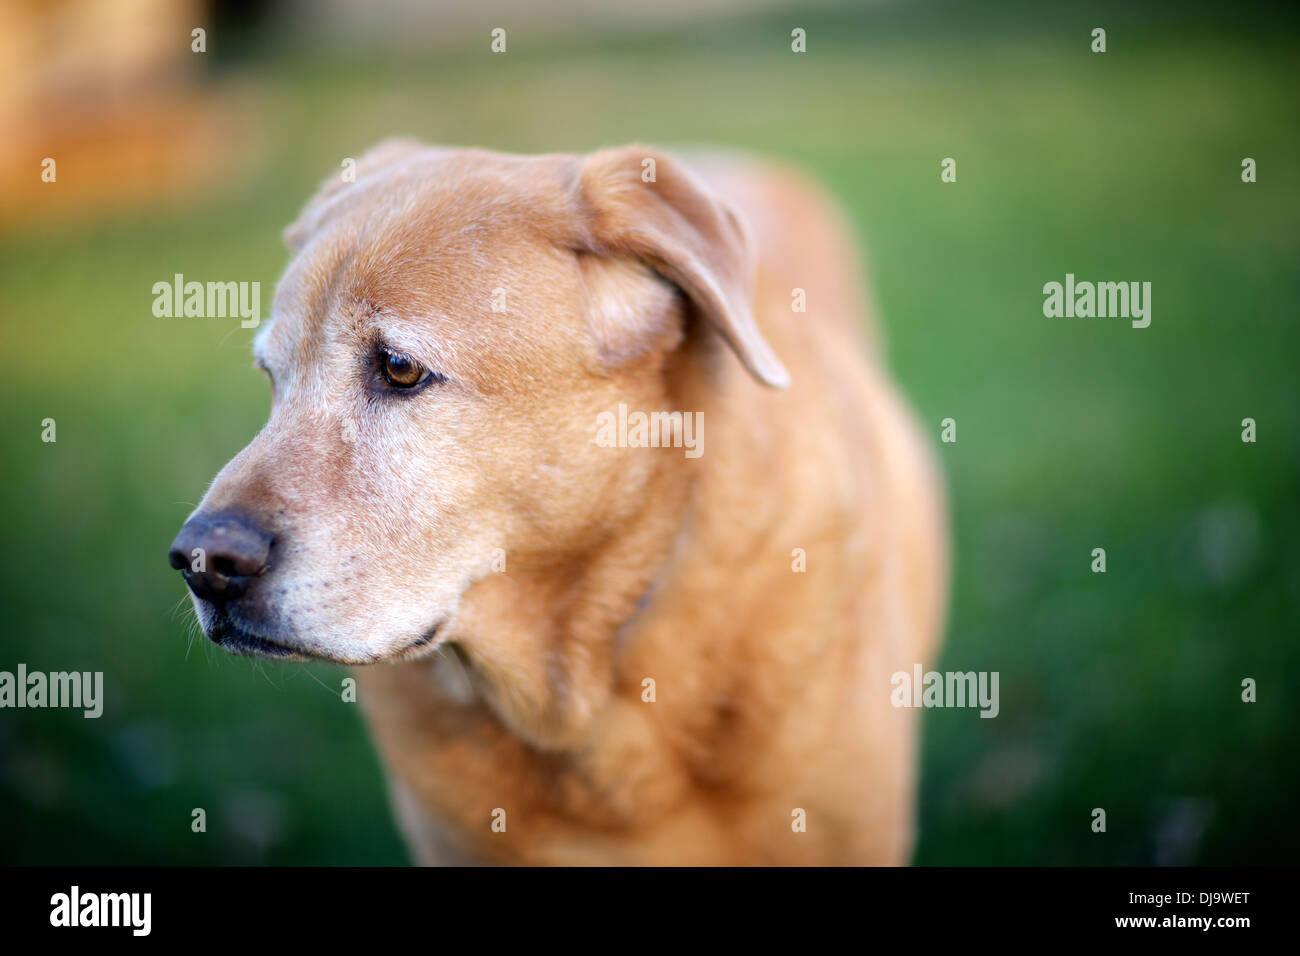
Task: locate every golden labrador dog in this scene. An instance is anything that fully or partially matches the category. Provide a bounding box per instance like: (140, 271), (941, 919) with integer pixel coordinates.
(168, 141), (947, 865)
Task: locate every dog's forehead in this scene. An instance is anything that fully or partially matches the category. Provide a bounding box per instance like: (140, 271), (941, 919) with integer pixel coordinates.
(346, 148), (577, 252)
(261, 151), (583, 374)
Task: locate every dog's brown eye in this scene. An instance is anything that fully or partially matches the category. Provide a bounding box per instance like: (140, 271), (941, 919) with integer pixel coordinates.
(382, 352), (427, 389)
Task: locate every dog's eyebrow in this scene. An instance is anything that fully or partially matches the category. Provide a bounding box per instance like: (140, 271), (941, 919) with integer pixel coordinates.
(370, 320), (456, 371)
(251, 317), (278, 365)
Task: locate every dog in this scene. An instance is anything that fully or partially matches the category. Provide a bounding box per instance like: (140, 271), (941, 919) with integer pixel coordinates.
(168, 141), (948, 865)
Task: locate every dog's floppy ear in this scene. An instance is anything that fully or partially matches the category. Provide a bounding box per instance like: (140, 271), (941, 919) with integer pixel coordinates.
(573, 145), (790, 388)
(283, 138), (430, 253)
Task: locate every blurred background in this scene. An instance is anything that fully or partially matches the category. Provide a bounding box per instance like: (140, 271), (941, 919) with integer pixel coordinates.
(1, 0), (1297, 865)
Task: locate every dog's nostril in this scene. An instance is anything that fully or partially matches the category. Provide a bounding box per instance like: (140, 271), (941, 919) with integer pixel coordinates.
(211, 556), (241, 580)
(168, 510), (273, 604)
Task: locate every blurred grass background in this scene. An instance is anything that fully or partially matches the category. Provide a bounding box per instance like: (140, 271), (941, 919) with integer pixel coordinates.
(1, 0), (1297, 864)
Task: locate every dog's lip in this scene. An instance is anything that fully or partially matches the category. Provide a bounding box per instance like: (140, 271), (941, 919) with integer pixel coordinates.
(392, 622), (444, 661)
(207, 613), (445, 663)
(209, 615), (314, 660)
(410, 623), (439, 648)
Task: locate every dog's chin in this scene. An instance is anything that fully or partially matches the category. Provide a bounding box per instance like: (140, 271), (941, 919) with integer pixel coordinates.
(202, 608), (445, 665)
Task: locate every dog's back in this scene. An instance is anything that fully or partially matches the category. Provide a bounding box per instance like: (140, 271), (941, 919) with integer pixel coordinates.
(657, 153), (950, 863)
(690, 151), (948, 665)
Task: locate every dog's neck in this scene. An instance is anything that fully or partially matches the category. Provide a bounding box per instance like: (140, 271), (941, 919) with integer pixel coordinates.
(443, 447), (695, 752)
(353, 346), (828, 858)
(434, 345), (782, 756)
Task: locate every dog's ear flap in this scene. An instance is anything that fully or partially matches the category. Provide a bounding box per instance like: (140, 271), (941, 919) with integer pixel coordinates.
(283, 138), (429, 253)
(573, 146), (790, 389)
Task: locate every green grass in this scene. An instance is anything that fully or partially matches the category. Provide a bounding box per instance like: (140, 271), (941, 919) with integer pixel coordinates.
(1, 0), (1297, 864)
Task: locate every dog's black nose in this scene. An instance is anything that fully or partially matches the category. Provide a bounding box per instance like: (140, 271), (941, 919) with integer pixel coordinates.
(169, 511), (272, 603)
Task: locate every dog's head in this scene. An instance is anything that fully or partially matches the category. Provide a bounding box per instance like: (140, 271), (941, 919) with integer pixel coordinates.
(169, 141), (787, 664)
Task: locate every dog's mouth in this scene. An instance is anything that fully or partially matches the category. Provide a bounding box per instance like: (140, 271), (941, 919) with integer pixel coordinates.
(204, 611), (444, 664)
(388, 622), (444, 662)
(209, 614), (315, 661)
